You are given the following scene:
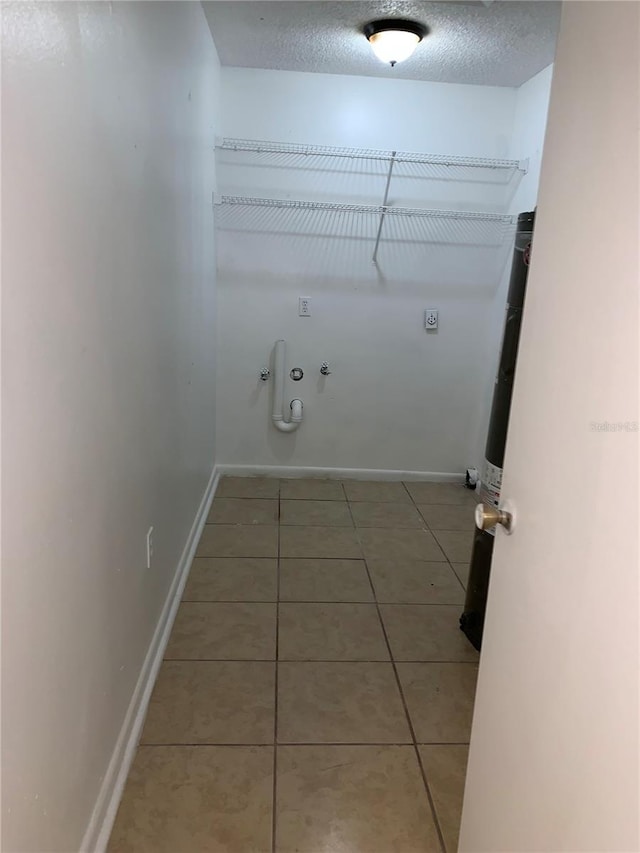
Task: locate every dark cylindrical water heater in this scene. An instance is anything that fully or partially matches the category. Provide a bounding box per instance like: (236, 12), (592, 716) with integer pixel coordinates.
(460, 210), (535, 651)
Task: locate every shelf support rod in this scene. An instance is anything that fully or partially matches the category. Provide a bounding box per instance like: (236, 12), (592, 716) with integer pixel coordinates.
(373, 151), (396, 264)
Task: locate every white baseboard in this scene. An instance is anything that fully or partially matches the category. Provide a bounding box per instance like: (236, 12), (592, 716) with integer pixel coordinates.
(217, 464), (464, 483)
(81, 464), (220, 853)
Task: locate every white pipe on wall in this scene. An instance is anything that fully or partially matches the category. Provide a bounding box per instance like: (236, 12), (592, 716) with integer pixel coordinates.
(272, 339), (303, 433)
(272, 339), (287, 424)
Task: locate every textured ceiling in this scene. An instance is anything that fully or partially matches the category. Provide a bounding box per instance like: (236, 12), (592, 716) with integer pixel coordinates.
(202, 1), (560, 87)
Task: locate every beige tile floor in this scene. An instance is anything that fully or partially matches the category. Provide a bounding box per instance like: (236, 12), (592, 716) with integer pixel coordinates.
(109, 477), (479, 853)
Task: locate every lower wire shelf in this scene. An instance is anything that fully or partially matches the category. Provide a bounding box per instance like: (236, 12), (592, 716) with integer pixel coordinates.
(214, 194), (516, 258)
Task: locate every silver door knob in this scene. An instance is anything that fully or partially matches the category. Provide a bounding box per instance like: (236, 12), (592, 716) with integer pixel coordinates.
(475, 503), (513, 533)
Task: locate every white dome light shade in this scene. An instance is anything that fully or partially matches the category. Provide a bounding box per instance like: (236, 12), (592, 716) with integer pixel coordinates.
(368, 30), (420, 65)
(364, 19), (427, 67)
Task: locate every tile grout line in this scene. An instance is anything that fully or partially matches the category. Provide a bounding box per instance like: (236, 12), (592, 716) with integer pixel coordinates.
(138, 740), (471, 747)
(347, 500), (452, 851)
(370, 600), (448, 853)
(271, 484), (281, 853)
(448, 556), (468, 593)
(181, 600), (467, 606)
(383, 479), (473, 588)
(403, 482), (453, 563)
(204, 519), (470, 529)
(164, 658), (479, 664)
(194, 553), (451, 560)
(406, 482), (473, 592)
(353, 492), (448, 853)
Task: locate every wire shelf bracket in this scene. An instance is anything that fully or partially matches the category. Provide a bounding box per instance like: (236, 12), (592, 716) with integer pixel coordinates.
(372, 151), (396, 265)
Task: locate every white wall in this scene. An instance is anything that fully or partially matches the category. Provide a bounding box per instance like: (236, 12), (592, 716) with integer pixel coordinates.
(216, 67), (524, 476)
(469, 64), (554, 469)
(1, 3), (219, 850)
(221, 67), (516, 156)
(509, 64), (555, 212)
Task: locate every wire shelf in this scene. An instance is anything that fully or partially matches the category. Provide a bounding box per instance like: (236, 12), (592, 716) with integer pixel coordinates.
(217, 137), (525, 172)
(217, 195), (515, 223)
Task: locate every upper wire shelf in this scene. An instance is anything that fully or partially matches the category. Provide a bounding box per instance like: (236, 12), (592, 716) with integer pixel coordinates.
(217, 137), (526, 173)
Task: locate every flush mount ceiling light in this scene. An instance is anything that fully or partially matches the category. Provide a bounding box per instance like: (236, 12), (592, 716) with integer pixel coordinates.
(363, 19), (428, 67)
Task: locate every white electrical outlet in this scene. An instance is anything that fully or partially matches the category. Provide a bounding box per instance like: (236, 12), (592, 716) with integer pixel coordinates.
(146, 527), (154, 569)
(425, 309), (439, 330)
(298, 297), (312, 317)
